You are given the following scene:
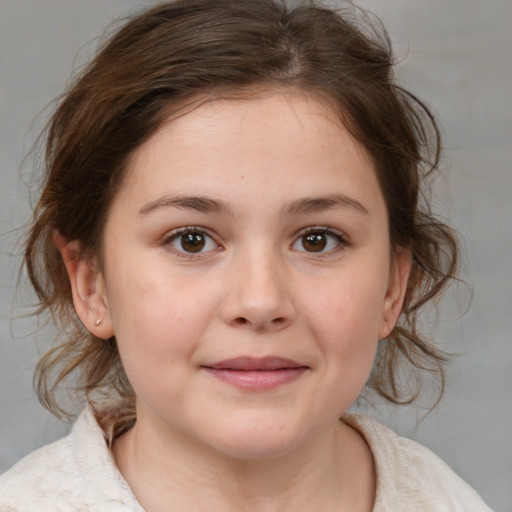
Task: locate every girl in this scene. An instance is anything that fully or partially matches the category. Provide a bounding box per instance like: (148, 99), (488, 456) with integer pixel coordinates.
(0, 0), (492, 510)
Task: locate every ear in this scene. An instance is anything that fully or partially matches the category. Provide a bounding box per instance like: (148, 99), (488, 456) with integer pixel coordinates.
(378, 248), (411, 340)
(54, 232), (114, 339)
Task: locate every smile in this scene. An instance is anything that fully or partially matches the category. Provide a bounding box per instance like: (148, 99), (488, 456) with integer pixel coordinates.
(202, 357), (309, 391)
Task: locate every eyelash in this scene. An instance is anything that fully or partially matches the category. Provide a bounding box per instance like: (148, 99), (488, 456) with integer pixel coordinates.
(162, 226), (221, 259)
(292, 226), (349, 256)
(162, 226), (349, 258)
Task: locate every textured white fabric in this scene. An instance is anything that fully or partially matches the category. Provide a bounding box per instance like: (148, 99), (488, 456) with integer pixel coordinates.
(0, 406), (492, 511)
(343, 414), (493, 512)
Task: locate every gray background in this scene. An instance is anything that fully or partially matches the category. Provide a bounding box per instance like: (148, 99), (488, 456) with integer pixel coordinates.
(0, 1), (510, 510)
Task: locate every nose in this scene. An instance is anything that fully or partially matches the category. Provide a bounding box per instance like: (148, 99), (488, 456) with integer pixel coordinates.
(220, 249), (295, 332)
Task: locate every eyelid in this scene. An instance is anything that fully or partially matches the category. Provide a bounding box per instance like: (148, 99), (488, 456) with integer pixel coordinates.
(292, 226), (350, 254)
(162, 226), (222, 257)
(160, 225), (349, 258)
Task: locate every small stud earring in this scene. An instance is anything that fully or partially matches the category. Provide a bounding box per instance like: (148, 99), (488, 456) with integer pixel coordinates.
(95, 319), (102, 326)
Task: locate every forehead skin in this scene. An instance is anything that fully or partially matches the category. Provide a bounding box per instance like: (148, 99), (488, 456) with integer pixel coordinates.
(116, 91), (386, 231)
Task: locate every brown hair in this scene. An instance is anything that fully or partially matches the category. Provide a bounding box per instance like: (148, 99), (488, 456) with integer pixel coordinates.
(25, 0), (458, 417)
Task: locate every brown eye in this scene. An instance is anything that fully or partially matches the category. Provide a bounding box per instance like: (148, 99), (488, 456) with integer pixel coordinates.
(180, 232), (206, 252)
(292, 228), (345, 254)
(302, 233), (327, 252)
(168, 229), (218, 254)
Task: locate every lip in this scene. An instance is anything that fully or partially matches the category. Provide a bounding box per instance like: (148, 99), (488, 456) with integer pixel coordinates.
(202, 357), (309, 391)
(206, 356), (306, 371)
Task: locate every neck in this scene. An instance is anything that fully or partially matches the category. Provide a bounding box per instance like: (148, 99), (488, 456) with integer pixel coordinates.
(112, 411), (375, 512)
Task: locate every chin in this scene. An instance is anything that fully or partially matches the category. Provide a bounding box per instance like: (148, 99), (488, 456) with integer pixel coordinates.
(212, 435), (299, 461)
(201, 416), (317, 461)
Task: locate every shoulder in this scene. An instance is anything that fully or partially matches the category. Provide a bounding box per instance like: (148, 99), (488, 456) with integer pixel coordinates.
(0, 432), (77, 510)
(0, 406), (142, 512)
(343, 413), (493, 512)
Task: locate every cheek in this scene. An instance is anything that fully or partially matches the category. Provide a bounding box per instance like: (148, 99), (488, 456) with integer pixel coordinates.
(305, 268), (388, 340)
(104, 262), (217, 378)
(107, 288), (203, 406)
(302, 266), (388, 380)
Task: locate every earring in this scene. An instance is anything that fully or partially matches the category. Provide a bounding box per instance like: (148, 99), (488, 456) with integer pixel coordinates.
(95, 319), (102, 326)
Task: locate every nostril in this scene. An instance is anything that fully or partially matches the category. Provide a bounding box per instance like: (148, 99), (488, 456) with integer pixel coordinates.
(229, 315), (290, 329)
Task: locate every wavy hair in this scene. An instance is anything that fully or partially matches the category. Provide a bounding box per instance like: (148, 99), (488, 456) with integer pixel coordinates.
(24, 0), (458, 417)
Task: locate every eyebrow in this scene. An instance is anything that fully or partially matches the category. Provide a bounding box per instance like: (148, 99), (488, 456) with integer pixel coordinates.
(282, 194), (369, 216)
(138, 193), (368, 217)
(138, 195), (232, 216)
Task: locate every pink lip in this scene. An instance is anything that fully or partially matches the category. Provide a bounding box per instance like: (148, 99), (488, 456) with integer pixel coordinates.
(203, 357), (309, 391)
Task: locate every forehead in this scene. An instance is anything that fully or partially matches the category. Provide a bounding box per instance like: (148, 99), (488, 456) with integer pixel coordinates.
(116, 91), (382, 216)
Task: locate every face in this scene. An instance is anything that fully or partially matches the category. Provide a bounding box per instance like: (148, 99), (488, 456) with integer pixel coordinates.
(70, 92), (409, 459)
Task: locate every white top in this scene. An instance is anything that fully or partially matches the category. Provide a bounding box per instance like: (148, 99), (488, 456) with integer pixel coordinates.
(0, 405), (492, 511)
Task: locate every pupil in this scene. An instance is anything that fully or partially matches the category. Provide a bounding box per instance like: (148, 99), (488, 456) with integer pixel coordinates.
(182, 233), (205, 252)
(303, 233), (326, 252)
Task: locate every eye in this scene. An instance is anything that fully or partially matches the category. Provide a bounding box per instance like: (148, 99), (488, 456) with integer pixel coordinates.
(166, 228), (219, 254)
(292, 228), (346, 253)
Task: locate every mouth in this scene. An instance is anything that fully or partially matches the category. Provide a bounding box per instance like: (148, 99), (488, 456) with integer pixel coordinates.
(202, 357), (309, 391)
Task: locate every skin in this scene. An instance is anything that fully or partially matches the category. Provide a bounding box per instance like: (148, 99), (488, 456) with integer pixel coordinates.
(60, 92), (410, 512)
